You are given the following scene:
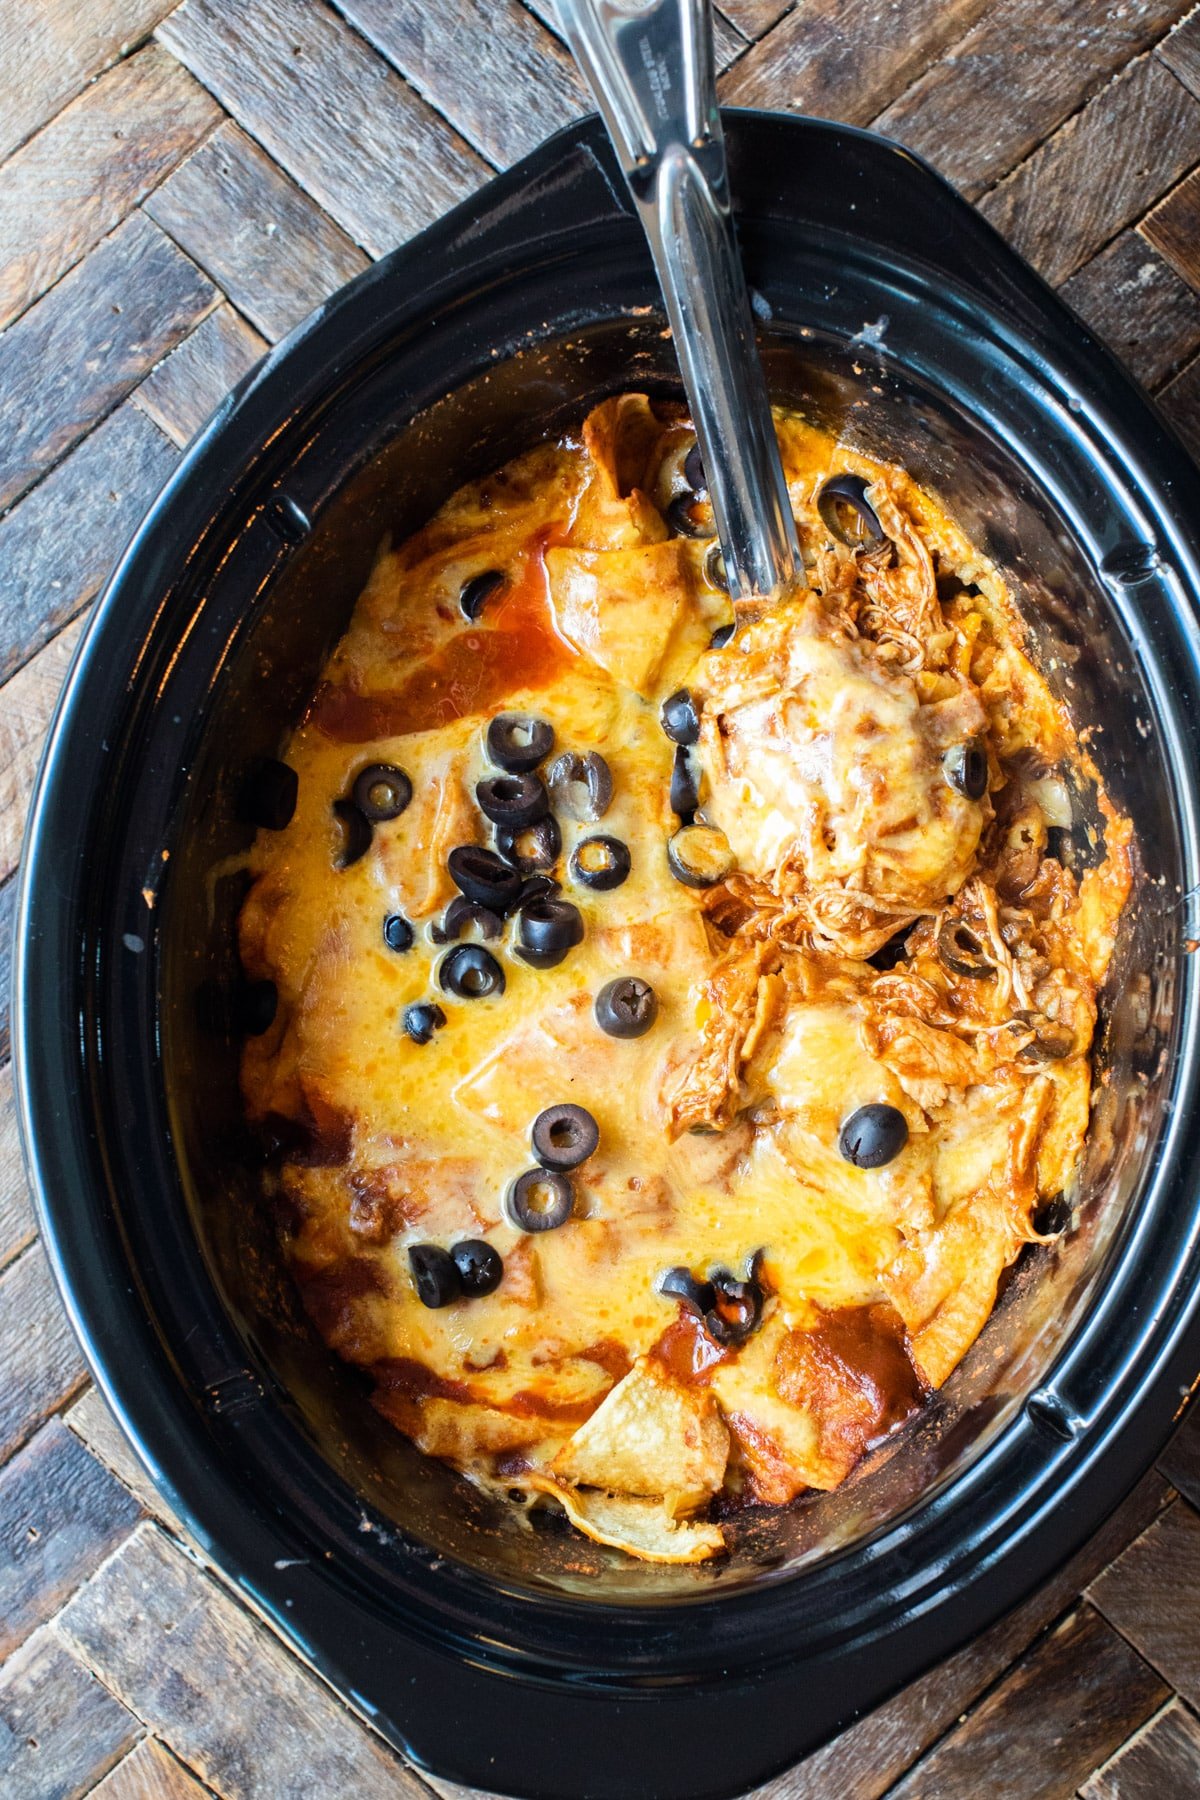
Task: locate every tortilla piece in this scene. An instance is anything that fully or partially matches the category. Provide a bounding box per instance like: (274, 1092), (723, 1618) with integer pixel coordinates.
(550, 1358), (728, 1510)
(528, 1477), (725, 1564)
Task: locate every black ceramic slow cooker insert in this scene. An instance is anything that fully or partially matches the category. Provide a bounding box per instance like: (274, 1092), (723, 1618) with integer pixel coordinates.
(15, 113), (1200, 1800)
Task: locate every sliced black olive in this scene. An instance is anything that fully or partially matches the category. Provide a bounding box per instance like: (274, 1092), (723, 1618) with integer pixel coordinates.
(661, 688), (700, 746)
(666, 492), (713, 539)
(595, 976), (658, 1039)
(1017, 1018), (1075, 1062)
(486, 713), (554, 774)
(452, 1238), (504, 1297)
(531, 1103), (599, 1171)
(232, 978), (278, 1036)
(936, 916), (995, 980)
(570, 834), (630, 891)
(667, 823), (735, 888)
(507, 873), (560, 915)
(515, 945), (570, 970)
(239, 756), (297, 831)
(817, 473), (885, 549)
(439, 943), (506, 1000)
(496, 813), (561, 873)
(684, 442), (707, 494)
(944, 740), (989, 801)
(333, 799), (372, 868)
(409, 1243), (461, 1308)
(704, 1266), (764, 1345)
(431, 896), (504, 944)
(476, 771), (548, 830)
(657, 1265), (717, 1317)
(839, 1103), (908, 1169)
(352, 761), (412, 822)
(403, 1001), (446, 1045)
(545, 750), (613, 822)
(670, 745), (701, 820)
(506, 1167), (575, 1233)
(867, 922), (915, 972)
(704, 543), (729, 594)
(448, 844), (524, 910)
(383, 912), (415, 952)
(518, 896), (584, 955)
(460, 569), (506, 621)
(709, 621), (735, 648)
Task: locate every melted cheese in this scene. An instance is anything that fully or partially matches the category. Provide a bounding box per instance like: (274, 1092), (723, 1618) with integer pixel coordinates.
(239, 398), (1130, 1561)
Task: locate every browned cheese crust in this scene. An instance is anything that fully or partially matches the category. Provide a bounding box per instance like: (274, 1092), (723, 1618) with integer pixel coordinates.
(237, 395), (1131, 1561)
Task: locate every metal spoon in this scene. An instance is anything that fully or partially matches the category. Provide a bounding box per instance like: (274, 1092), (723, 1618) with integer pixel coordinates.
(557, 0), (801, 603)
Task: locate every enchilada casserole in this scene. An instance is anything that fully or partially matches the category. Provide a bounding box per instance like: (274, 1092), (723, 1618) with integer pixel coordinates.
(237, 395), (1131, 1563)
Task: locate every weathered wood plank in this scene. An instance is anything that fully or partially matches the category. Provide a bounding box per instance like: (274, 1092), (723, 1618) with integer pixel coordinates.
(88, 1736), (214, 1800)
(0, 1418), (141, 1660)
(0, 0), (178, 163)
(717, 0), (792, 38)
(1090, 1496), (1200, 1708)
(146, 121), (368, 342)
(0, 403), (177, 685)
(1142, 166), (1200, 294)
(1082, 1699), (1200, 1799)
(1157, 7), (1200, 100)
(0, 44), (219, 334)
(0, 878), (16, 1068)
(526, 0), (746, 74)
(0, 1060), (36, 1273)
(157, 0), (487, 258)
(0, 1628), (140, 1800)
(718, 0), (989, 127)
(1058, 229), (1200, 389)
(0, 210), (215, 515)
(341, 0), (585, 168)
(979, 55), (1200, 288)
(1156, 346), (1200, 464)
(0, 1241), (88, 1463)
(65, 1387), (190, 1545)
(886, 1603), (1168, 1800)
(0, 617), (86, 888)
(1157, 1393), (1200, 1510)
(134, 304), (266, 448)
(58, 1521), (428, 1799)
(874, 0), (1192, 201)
(750, 1467), (1171, 1800)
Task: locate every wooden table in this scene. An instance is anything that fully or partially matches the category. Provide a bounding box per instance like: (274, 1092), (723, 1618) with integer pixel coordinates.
(5, 3), (1200, 1795)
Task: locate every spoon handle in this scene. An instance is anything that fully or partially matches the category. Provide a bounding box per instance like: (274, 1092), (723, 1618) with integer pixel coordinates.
(557, 0), (800, 602)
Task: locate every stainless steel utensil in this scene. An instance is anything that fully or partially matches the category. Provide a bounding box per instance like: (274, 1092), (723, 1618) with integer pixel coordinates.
(557, 0), (801, 603)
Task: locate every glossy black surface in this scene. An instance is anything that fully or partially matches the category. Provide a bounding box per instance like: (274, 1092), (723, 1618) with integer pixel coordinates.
(13, 112), (1200, 1799)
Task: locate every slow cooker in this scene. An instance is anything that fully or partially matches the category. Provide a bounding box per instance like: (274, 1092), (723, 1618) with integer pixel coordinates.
(15, 112), (1200, 1799)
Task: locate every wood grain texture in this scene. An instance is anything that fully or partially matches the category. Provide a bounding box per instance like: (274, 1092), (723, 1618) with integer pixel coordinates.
(0, 1419), (140, 1660)
(1082, 1699), (1200, 1799)
(750, 1468), (1172, 1800)
(0, 0), (178, 163)
(157, 0), (487, 257)
(717, 0), (792, 37)
(1142, 165), (1200, 292)
(341, 0), (585, 168)
(979, 54), (1200, 287)
(0, 1628), (139, 1800)
(0, 44), (219, 333)
(0, 1062), (35, 1274)
(0, 1242), (87, 1463)
(719, 0), (989, 127)
(89, 1736), (214, 1800)
(886, 1603), (1169, 1800)
(0, 879), (15, 1068)
(0, 618), (87, 888)
(1058, 228), (1200, 388)
(875, 0), (1193, 201)
(65, 1388), (190, 1545)
(134, 303), (266, 447)
(1090, 1497), (1200, 1708)
(1156, 345), (1200, 462)
(1157, 1395), (1200, 1510)
(1157, 7), (1200, 100)
(527, 0), (747, 74)
(146, 121), (368, 342)
(58, 1521), (427, 1800)
(0, 210), (214, 514)
(0, 403), (177, 685)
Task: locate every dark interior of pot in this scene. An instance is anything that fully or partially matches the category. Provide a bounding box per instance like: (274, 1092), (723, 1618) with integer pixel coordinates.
(161, 316), (1180, 1601)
